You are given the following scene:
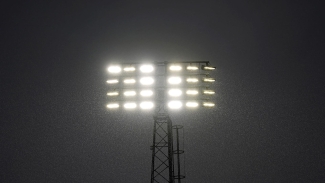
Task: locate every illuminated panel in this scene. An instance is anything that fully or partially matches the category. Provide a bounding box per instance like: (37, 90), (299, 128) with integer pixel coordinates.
(108, 66), (122, 73)
(140, 90), (153, 97)
(186, 101), (199, 108)
(186, 78), (199, 83)
(203, 90), (215, 95)
(124, 102), (137, 109)
(168, 101), (182, 109)
(124, 78), (136, 84)
(123, 67), (135, 72)
(168, 77), (182, 85)
(187, 66), (198, 70)
(203, 102), (215, 107)
(124, 91), (136, 96)
(140, 101), (154, 109)
(169, 65), (182, 71)
(140, 77), (154, 85)
(186, 89), (199, 95)
(140, 64), (154, 73)
(107, 92), (119, 96)
(168, 89), (182, 97)
(107, 103), (119, 108)
(203, 78), (215, 82)
(106, 79), (118, 84)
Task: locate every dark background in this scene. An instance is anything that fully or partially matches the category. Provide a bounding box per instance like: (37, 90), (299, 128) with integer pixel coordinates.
(1, 1), (324, 182)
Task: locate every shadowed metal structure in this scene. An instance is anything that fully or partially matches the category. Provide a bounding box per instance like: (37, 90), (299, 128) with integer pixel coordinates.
(105, 61), (215, 183)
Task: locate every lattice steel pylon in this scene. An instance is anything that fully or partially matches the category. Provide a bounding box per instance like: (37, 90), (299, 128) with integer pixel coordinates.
(150, 104), (174, 183)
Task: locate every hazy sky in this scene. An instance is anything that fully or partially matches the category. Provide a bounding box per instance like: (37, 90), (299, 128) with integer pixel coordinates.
(1, 1), (324, 182)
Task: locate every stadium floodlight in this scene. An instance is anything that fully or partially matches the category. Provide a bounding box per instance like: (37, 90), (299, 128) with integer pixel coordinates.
(186, 78), (199, 83)
(186, 101), (199, 108)
(124, 102), (137, 109)
(107, 103), (119, 108)
(168, 77), (182, 85)
(140, 101), (154, 109)
(108, 66), (122, 73)
(107, 91), (119, 96)
(186, 66), (198, 70)
(124, 78), (136, 84)
(203, 90), (215, 95)
(202, 65), (216, 70)
(140, 90), (153, 97)
(140, 64), (154, 73)
(168, 101), (182, 109)
(106, 79), (119, 84)
(124, 91), (136, 96)
(186, 89), (199, 95)
(169, 65), (182, 71)
(203, 78), (215, 82)
(203, 102), (215, 107)
(124, 66), (136, 72)
(168, 89), (182, 97)
(140, 77), (154, 85)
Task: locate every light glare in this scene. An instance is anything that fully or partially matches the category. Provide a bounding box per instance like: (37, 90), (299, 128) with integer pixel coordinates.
(186, 78), (199, 83)
(169, 65), (182, 71)
(124, 91), (136, 96)
(186, 90), (199, 95)
(140, 64), (154, 73)
(140, 90), (153, 97)
(168, 77), (182, 84)
(140, 102), (154, 109)
(140, 77), (154, 85)
(107, 103), (119, 108)
(168, 101), (182, 109)
(124, 79), (136, 84)
(203, 90), (215, 94)
(108, 66), (121, 73)
(203, 78), (215, 82)
(187, 66), (198, 70)
(106, 79), (118, 84)
(203, 66), (216, 70)
(168, 89), (182, 97)
(124, 103), (137, 109)
(107, 92), (119, 96)
(186, 102), (199, 107)
(203, 102), (215, 107)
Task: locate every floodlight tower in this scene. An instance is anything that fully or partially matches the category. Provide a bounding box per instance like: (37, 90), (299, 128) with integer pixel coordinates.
(105, 61), (216, 183)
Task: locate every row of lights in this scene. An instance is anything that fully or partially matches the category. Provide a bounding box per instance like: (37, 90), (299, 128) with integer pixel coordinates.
(107, 101), (215, 109)
(106, 76), (215, 85)
(107, 64), (215, 74)
(107, 89), (215, 97)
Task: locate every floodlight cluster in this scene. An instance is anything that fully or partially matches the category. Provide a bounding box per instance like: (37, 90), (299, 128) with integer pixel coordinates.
(106, 62), (216, 110)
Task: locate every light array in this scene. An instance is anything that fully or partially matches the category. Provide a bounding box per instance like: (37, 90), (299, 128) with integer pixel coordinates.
(106, 62), (216, 110)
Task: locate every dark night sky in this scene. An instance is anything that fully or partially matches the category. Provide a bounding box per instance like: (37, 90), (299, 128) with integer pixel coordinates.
(1, 1), (324, 182)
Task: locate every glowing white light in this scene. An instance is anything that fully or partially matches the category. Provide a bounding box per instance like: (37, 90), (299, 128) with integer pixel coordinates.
(168, 77), (182, 85)
(107, 92), (119, 96)
(186, 90), (199, 95)
(186, 78), (199, 83)
(140, 101), (154, 109)
(107, 103), (119, 108)
(123, 67), (135, 72)
(187, 66), (198, 70)
(140, 77), (154, 85)
(168, 89), (182, 97)
(124, 79), (136, 84)
(108, 66), (121, 73)
(203, 78), (215, 82)
(186, 102), (199, 107)
(203, 66), (216, 70)
(203, 102), (215, 107)
(169, 65), (182, 71)
(168, 101), (182, 109)
(140, 64), (154, 73)
(124, 91), (136, 96)
(106, 79), (118, 84)
(140, 90), (153, 97)
(124, 102), (137, 109)
(203, 90), (215, 94)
